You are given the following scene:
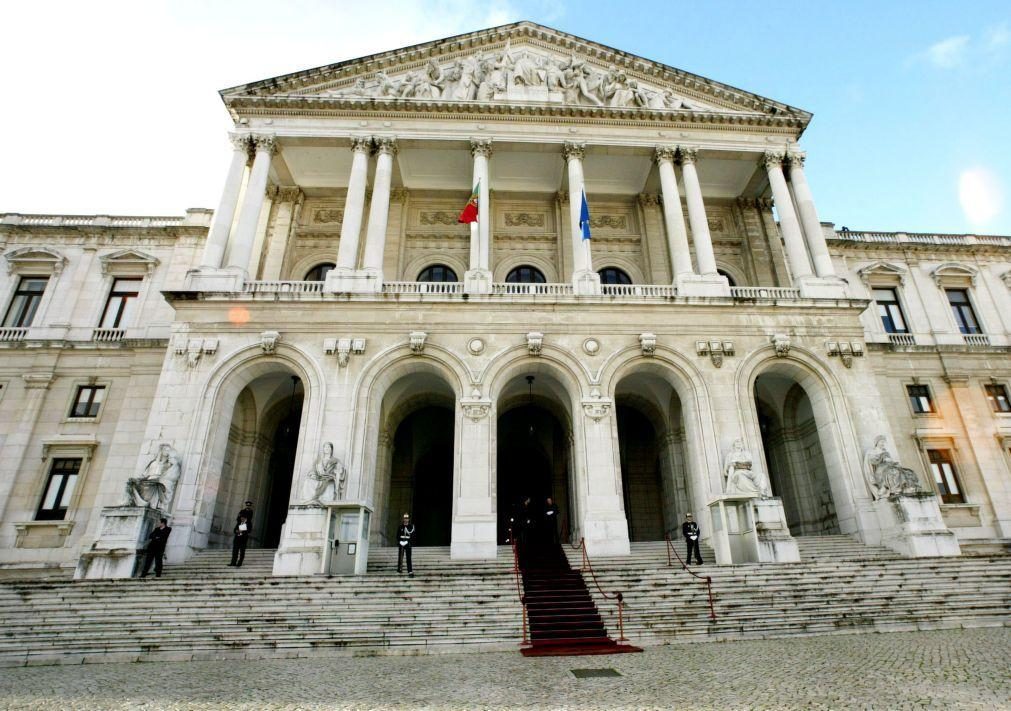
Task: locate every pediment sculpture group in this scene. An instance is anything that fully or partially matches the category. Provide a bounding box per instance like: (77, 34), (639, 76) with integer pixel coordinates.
(332, 42), (698, 110)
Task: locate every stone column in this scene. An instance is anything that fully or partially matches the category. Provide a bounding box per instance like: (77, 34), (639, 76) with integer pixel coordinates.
(360, 137), (398, 288)
(226, 134), (275, 274)
(677, 147), (718, 276)
(260, 187), (303, 280)
(655, 146), (694, 279)
(563, 142), (600, 294)
(578, 399), (630, 556)
(787, 152), (836, 278)
(764, 151), (812, 281)
(202, 133), (250, 269)
(334, 136), (373, 273)
(464, 140), (493, 294)
(452, 400), (497, 559)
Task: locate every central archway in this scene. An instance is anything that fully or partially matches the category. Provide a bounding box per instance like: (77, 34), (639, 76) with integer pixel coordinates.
(495, 373), (573, 544)
(387, 406), (454, 546)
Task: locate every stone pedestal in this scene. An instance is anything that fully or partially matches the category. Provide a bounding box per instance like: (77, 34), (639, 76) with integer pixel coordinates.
(677, 273), (731, 297)
(183, 267), (245, 292)
(874, 492), (961, 557)
(463, 268), (493, 294)
(708, 495), (798, 565)
(797, 275), (848, 300)
(324, 269), (381, 294)
(74, 506), (162, 579)
(273, 505), (329, 576)
(573, 270), (602, 296)
(581, 514), (631, 557)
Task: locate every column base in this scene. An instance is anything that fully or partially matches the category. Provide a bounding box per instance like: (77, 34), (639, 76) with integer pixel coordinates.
(324, 268), (381, 294)
(677, 272), (731, 297)
(74, 506), (163, 579)
(797, 275), (848, 299)
(752, 497), (800, 563)
(450, 517), (498, 560)
(183, 267), (246, 292)
(580, 515), (630, 556)
(573, 270), (602, 296)
(272, 505), (328, 575)
(874, 492), (961, 557)
(464, 269), (493, 295)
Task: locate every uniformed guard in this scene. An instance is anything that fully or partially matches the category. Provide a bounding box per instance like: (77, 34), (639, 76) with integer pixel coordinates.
(542, 497), (559, 544)
(682, 512), (703, 566)
(397, 513), (416, 576)
(140, 518), (172, 578)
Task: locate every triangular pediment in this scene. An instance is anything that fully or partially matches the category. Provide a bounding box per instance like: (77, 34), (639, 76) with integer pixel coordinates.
(99, 249), (160, 275)
(221, 22), (809, 126)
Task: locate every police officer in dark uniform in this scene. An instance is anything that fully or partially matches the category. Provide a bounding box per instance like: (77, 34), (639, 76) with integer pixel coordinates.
(230, 515), (250, 567)
(682, 512), (703, 565)
(542, 497), (559, 544)
(397, 513), (416, 576)
(140, 518), (171, 578)
(237, 501), (254, 531)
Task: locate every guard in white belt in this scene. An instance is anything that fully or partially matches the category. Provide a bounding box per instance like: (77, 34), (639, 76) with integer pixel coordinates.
(682, 512), (703, 566)
(397, 512), (416, 577)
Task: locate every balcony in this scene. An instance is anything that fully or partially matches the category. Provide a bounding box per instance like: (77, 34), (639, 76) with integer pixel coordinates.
(888, 333), (916, 347)
(91, 328), (126, 343)
(963, 334), (990, 347)
(0, 327), (28, 342)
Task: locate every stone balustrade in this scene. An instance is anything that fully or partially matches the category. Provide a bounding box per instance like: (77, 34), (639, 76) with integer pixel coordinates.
(833, 230), (1011, 247)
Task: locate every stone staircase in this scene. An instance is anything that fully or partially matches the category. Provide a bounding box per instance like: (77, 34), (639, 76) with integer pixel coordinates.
(0, 537), (1008, 667)
(0, 546), (522, 667)
(571, 536), (1011, 646)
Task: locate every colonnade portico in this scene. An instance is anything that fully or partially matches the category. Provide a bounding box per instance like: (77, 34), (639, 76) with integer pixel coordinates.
(187, 132), (847, 300)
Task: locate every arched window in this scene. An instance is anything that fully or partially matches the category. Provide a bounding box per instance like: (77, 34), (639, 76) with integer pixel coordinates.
(717, 269), (737, 287)
(305, 263), (335, 281)
(417, 264), (458, 282)
(598, 267), (632, 285)
(505, 265), (546, 284)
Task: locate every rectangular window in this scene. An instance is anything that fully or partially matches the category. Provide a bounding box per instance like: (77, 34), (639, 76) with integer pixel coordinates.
(946, 289), (981, 335)
(2, 276), (49, 328)
(69, 385), (106, 418)
(906, 384), (934, 414)
(99, 278), (142, 329)
(984, 384), (1011, 413)
(873, 287), (907, 333)
(36, 458), (82, 521)
(927, 449), (965, 504)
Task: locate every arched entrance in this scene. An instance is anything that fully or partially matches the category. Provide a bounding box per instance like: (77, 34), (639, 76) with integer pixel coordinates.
(754, 373), (839, 535)
(496, 373), (573, 544)
(614, 370), (693, 541)
(387, 406), (454, 546)
(212, 372), (304, 548)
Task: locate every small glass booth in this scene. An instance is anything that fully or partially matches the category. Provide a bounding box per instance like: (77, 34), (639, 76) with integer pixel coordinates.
(321, 501), (373, 576)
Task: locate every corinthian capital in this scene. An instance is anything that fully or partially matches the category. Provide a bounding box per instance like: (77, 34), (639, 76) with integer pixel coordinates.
(229, 133), (251, 151)
(251, 134), (277, 154)
(562, 141), (586, 162)
(470, 138), (493, 158)
(762, 150), (786, 170)
(350, 135), (373, 154)
(677, 146), (699, 165)
(787, 151), (806, 169)
(374, 136), (399, 156)
(654, 145), (677, 164)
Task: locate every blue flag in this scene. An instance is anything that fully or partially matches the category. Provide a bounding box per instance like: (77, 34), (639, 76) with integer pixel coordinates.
(579, 190), (592, 240)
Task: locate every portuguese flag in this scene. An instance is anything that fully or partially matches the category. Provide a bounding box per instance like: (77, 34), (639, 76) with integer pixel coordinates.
(458, 181), (479, 224)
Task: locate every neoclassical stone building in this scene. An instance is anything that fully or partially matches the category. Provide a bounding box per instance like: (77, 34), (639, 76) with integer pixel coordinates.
(1, 22), (1009, 576)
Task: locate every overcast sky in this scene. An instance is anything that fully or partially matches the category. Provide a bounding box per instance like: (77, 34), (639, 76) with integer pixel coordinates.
(1, 0), (1008, 235)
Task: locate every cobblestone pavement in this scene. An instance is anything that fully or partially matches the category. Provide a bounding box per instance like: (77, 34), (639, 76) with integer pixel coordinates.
(1, 628), (1008, 710)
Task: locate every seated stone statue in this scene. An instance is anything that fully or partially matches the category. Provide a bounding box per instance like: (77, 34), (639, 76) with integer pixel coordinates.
(724, 438), (769, 498)
(862, 436), (923, 499)
(302, 442), (346, 505)
(123, 443), (181, 511)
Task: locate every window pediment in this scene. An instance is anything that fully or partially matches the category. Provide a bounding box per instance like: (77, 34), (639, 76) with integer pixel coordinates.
(932, 262), (977, 288)
(99, 249), (159, 276)
(857, 261), (906, 287)
(4, 247), (67, 276)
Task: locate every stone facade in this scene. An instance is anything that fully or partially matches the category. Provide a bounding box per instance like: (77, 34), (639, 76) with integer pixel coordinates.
(0, 22), (1008, 576)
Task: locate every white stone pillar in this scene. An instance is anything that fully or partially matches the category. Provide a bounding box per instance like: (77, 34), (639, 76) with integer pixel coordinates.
(578, 399), (630, 556)
(334, 136), (373, 273)
(764, 151), (813, 281)
(471, 139), (492, 271)
(202, 133), (250, 269)
(0, 373), (53, 522)
(452, 400), (497, 559)
(260, 187), (303, 281)
(787, 152), (836, 278)
(654, 146), (694, 279)
(563, 141), (600, 295)
(678, 147), (718, 276)
(226, 134), (275, 274)
(360, 137), (397, 287)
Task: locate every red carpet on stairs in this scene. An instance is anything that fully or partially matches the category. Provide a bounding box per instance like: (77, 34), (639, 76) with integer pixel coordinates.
(517, 541), (642, 657)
